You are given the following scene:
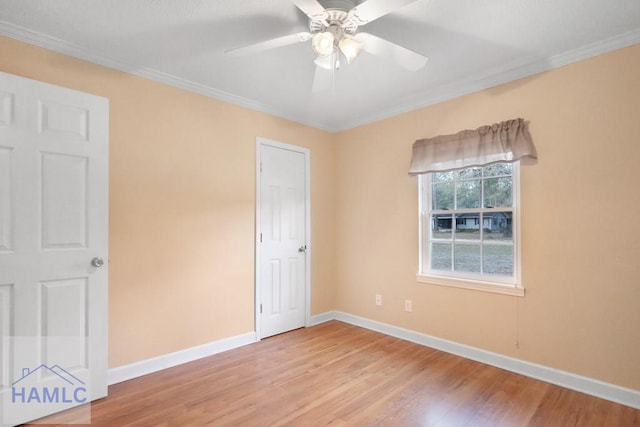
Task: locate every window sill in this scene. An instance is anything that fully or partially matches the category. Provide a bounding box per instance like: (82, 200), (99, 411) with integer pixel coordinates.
(416, 274), (525, 297)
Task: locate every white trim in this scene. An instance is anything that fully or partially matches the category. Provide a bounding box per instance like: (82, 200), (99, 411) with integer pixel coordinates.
(255, 138), (311, 340)
(103, 310), (640, 409)
(417, 163), (522, 293)
(107, 331), (257, 385)
(1, 21), (638, 133)
(310, 310), (640, 410)
(341, 30), (640, 131)
(0, 21), (335, 132)
(416, 274), (525, 296)
(309, 311), (336, 326)
(255, 140), (262, 340)
(513, 161), (522, 286)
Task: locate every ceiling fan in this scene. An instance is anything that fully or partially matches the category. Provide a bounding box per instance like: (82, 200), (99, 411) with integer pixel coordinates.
(226, 0), (428, 73)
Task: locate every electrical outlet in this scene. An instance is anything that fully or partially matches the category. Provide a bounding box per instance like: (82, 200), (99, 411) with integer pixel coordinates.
(404, 299), (412, 312)
(375, 294), (382, 306)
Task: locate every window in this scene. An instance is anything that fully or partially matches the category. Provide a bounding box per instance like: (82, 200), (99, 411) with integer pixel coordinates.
(410, 118), (535, 295)
(418, 162), (522, 295)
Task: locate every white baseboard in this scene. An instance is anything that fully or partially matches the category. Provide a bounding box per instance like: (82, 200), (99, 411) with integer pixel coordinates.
(311, 310), (640, 410)
(108, 313), (640, 410)
(108, 331), (257, 385)
(309, 311), (336, 326)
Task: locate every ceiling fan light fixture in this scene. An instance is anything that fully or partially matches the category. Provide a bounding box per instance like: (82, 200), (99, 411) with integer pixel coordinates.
(312, 31), (335, 57)
(338, 37), (362, 64)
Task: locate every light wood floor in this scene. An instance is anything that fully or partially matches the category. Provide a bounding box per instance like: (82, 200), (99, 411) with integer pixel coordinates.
(30, 320), (639, 426)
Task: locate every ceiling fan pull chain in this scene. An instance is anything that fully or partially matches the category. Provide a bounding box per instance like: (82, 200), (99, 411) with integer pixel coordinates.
(332, 53), (336, 95)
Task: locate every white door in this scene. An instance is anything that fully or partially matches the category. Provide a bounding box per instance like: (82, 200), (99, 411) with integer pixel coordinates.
(257, 139), (309, 339)
(0, 72), (108, 426)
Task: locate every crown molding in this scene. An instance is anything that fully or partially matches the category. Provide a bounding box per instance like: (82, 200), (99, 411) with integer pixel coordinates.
(340, 28), (640, 131)
(1, 20), (638, 133)
(0, 20), (339, 132)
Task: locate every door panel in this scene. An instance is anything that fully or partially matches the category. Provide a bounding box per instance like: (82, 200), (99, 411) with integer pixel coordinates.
(39, 102), (89, 141)
(270, 259), (281, 315)
(0, 92), (12, 126)
(0, 284), (12, 389)
(41, 278), (88, 370)
(288, 257), (299, 311)
(269, 186), (281, 241)
(0, 148), (12, 252)
(41, 153), (89, 249)
(0, 72), (108, 426)
(285, 187), (298, 240)
(258, 141), (308, 339)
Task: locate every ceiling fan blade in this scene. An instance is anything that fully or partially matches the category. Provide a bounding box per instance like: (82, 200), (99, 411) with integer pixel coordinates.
(226, 32), (312, 56)
(349, 0), (421, 25)
(291, 0), (328, 22)
(356, 32), (427, 71)
(312, 53), (340, 92)
(312, 65), (334, 93)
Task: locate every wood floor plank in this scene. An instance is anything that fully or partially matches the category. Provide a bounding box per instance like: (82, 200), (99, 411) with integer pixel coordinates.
(27, 321), (640, 426)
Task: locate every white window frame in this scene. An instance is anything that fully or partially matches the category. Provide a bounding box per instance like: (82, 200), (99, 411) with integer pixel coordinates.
(417, 162), (524, 296)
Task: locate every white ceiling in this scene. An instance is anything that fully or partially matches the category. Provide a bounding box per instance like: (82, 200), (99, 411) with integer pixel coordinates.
(1, 0), (639, 132)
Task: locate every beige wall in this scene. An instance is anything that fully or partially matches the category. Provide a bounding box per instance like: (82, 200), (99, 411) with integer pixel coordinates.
(2, 34), (639, 392)
(0, 36), (337, 368)
(334, 44), (640, 391)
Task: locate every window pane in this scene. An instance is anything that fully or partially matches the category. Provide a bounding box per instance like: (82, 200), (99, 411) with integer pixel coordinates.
(421, 212), (430, 267)
(455, 167), (481, 180)
(432, 182), (454, 210)
(484, 163), (512, 177)
(455, 213), (480, 240)
(432, 214), (452, 239)
(454, 244), (481, 273)
(432, 171), (454, 182)
(483, 245), (514, 275)
(484, 177), (512, 208)
(422, 164), (519, 283)
(456, 180), (481, 209)
(483, 212), (513, 241)
(431, 243), (452, 271)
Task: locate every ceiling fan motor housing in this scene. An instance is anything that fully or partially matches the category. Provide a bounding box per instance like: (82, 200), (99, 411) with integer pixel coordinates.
(309, 0), (359, 34)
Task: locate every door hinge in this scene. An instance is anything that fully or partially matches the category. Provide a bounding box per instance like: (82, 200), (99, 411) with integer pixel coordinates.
(260, 304), (263, 314)
(260, 233), (262, 243)
(260, 162), (263, 173)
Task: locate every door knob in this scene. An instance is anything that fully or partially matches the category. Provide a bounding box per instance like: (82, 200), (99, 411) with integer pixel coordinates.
(91, 257), (105, 268)
(298, 245), (307, 253)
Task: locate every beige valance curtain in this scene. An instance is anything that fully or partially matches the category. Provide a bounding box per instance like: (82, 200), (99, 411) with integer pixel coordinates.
(408, 118), (537, 176)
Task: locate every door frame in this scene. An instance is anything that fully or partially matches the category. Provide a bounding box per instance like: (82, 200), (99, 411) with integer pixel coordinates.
(255, 137), (311, 340)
